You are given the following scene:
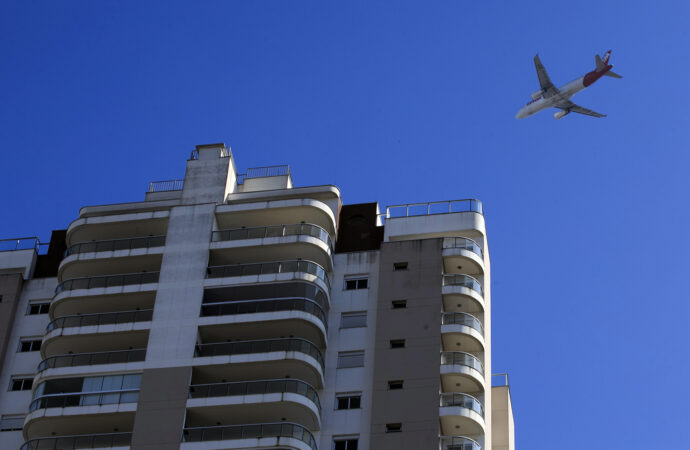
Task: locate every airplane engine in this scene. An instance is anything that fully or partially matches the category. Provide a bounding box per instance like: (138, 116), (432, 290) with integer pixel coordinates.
(554, 110), (569, 120)
(530, 90), (544, 100)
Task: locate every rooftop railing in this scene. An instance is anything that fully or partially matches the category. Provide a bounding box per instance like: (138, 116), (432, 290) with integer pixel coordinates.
(55, 271), (160, 295)
(201, 297), (327, 328)
(212, 223), (332, 249)
(65, 236), (166, 257)
(442, 237), (483, 259)
(46, 309), (154, 333)
(147, 179), (184, 193)
(440, 436), (482, 450)
(0, 237), (40, 252)
(21, 432), (132, 450)
(29, 389), (139, 412)
(206, 260), (329, 290)
(442, 274), (483, 296)
(189, 378), (321, 411)
(440, 392), (484, 417)
(37, 349), (146, 373)
(236, 165), (290, 185)
(384, 199), (483, 220)
(441, 312), (484, 335)
(195, 337), (324, 368)
(440, 351), (484, 375)
(182, 422), (316, 450)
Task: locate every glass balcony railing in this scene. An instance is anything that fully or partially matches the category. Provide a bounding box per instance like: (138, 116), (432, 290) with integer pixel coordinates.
(440, 436), (482, 450)
(442, 237), (483, 259)
(201, 297), (327, 328)
(29, 389), (139, 412)
(442, 274), (483, 296)
(440, 393), (484, 417)
(65, 236), (166, 257)
(206, 260), (329, 290)
(212, 223), (332, 249)
(195, 338), (324, 369)
(37, 349), (146, 373)
(46, 309), (153, 333)
(441, 312), (483, 335)
(21, 432), (132, 450)
(189, 378), (321, 411)
(56, 272), (160, 295)
(385, 199), (483, 219)
(440, 352), (484, 375)
(182, 422), (316, 450)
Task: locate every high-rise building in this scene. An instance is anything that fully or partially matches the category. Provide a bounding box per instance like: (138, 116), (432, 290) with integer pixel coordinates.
(0, 144), (515, 450)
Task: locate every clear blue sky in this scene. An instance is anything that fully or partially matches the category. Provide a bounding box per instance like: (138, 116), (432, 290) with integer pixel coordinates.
(2, 1), (689, 448)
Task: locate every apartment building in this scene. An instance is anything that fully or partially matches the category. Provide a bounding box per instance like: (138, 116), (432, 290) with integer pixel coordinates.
(0, 143), (515, 450)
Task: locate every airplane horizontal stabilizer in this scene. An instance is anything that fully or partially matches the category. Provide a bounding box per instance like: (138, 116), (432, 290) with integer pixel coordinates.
(604, 70), (622, 78)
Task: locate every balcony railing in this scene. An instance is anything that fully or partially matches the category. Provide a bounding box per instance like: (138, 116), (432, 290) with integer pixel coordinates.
(236, 165), (290, 185)
(56, 272), (160, 295)
(201, 298), (327, 328)
(385, 199), (483, 219)
(195, 338), (323, 368)
(206, 260), (329, 290)
(189, 378), (321, 411)
(442, 237), (483, 259)
(147, 179), (183, 192)
(212, 223), (332, 249)
(440, 393), (484, 417)
(29, 389), (139, 412)
(37, 349), (146, 373)
(442, 274), (483, 295)
(0, 237), (40, 252)
(21, 432), (132, 450)
(441, 312), (483, 335)
(440, 436), (482, 450)
(440, 351), (484, 375)
(65, 236), (166, 257)
(182, 422), (316, 450)
(46, 309), (154, 333)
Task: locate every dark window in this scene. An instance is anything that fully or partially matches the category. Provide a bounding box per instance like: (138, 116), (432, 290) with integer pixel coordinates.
(386, 423), (402, 433)
(390, 339), (405, 349)
(9, 378), (33, 391)
(344, 278), (368, 290)
(340, 312), (367, 329)
(337, 351), (365, 368)
(18, 340), (41, 352)
(393, 262), (408, 270)
(391, 300), (407, 309)
(27, 303), (49, 315)
(0, 415), (25, 432)
(334, 438), (358, 450)
(388, 380), (404, 390)
(336, 393), (362, 410)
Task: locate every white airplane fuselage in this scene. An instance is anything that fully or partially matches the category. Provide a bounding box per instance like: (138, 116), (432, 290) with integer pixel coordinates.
(516, 77), (586, 119)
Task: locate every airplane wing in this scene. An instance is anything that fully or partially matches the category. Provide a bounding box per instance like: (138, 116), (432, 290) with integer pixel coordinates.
(558, 101), (607, 118)
(534, 54), (559, 98)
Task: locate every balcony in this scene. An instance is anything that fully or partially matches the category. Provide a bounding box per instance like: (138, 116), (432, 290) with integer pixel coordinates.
(440, 436), (482, 450)
(37, 349), (146, 378)
(439, 393), (485, 435)
(21, 432), (132, 450)
(47, 310), (154, 333)
(51, 291), (157, 319)
(442, 237), (484, 275)
(210, 223), (333, 271)
(440, 352), (485, 393)
(383, 199), (485, 241)
(54, 273), (159, 310)
(181, 422), (317, 450)
(441, 313), (484, 353)
(442, 274), (484, 314)
(67, 210), (169, 247)
(205, 260), (330, 295)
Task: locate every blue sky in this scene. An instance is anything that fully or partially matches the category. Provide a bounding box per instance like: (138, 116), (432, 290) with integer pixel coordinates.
(2, 1), (689, 448)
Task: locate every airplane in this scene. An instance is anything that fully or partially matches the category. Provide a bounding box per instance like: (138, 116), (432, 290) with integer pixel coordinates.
(516, 50), (622, 119)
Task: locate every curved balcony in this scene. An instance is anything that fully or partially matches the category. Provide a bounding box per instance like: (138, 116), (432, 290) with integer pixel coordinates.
(205, 260), (330, 294)
(210, 223), (332, 271)
(30, 389), (139, 412)
(440, 436), (482, 450)
(188, 379), (320, 430)
(21, 432), (132, 450)
(47, 309), (153, 333)
(442, 237), (484, 275)
(182, 422), (317, 450)
(65, 236), (166, 257)
(440, 352), (485, 393)
(441, 312), (484, 352)
(38, 349), (146, 375)
(55, 272), (159, 296)
(66, 208), (170, 246)
(442, 274), (484, 314)
(439, 393), (485, 435)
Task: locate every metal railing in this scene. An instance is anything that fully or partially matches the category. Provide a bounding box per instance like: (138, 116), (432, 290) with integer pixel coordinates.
(440, 351), (484, 375)
(182, 422), (316, 450)
(29, 389), (139, 412)
(440, 393), (484, 417)
(212, 223), (332, 249)
(385, 199), (483, 219)
(206, 260), (329, 290)
(201, 298), (327, 327)
(147, 179), (184, 193)
(55, 272), (160, 295)
(37, 349), (146, 372)
(442, 274), (483, 295)
(0, 237), (40, 252)
(21, 432), (132, 450)
(65, 236), (166, 257)
(189, 378), (320, 411)
(46, 309), (154, 333)
(440, 436), (482, 450)
(492, 373), (510, 387)
(195, 337), (323, 368)
(441, 312), (484, 335)
(442, 237), (483, 258)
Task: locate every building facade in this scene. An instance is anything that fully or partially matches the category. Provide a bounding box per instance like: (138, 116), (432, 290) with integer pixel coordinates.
(0, 143), (515, 450)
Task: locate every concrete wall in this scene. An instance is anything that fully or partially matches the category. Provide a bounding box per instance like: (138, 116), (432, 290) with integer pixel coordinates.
(491, 385), (515, 450)
(0, 273), (23, 373)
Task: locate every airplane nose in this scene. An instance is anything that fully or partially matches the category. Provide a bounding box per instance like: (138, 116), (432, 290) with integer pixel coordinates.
(516, 111), (524, 119)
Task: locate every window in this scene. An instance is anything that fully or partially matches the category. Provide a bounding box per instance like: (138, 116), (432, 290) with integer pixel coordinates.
(391, 300), (407, 309)
(333, 437), (358, 450)
(0, 415), (24, 432)
(335, 393), (362, 410)
(18, 339), (42, 352)
(9, 378), (33, 391)
(27, 302), (49, 315)
(390, 339), (405, 349)
(340, 312), (367, 329)
(337, 351), (364, 368)
(344, 278), (368, 290)
(386, 423), (402, 433)
(388, 380), (404, 390)
(393, 262), (408, 270)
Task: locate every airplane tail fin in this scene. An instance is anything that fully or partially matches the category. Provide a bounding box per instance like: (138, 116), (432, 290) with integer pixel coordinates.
(595, 50), (612, 71)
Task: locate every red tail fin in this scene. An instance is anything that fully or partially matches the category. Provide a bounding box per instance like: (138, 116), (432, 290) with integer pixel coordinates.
(602, 50), (611, 65)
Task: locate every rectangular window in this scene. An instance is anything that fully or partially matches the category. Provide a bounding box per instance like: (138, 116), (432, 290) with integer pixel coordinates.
(386, 423), (402, 433)
(340, 312), (367, 329)
(335, 393), (362, 410)
(390, 339), (405, 349)
(0, 415), (24, 432)
(18, 339), (42, 352)
(27, 302), (49, 315)
(344, 278), (368, 290)
(337, 351), (365, 368)
(9, 378), (33, 391)
(388, 380), (404, 390)
(393, 262), (408, 270)
(391, 300), (407, 309)
(333, 438), (358, 450)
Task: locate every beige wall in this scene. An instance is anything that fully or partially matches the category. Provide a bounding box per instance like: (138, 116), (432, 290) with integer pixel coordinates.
(491, 385), (515, 450)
